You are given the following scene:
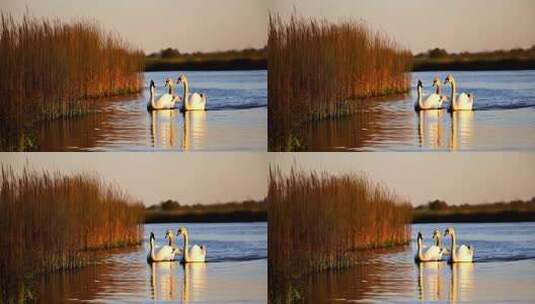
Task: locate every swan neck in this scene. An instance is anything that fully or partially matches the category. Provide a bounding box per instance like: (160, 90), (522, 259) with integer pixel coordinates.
(417, 237), (424, 260)
(451, 232), (457, 261)
(150, 238), (156, 261)
(150, 87), (156, 109)
(435, 83), (441, 95)
(450, 81), (456, 106)
(183, 232), (189, 262)
(417, 86), (423, 109)
(168, 83), (174, 95)
(182, 78), (189, 104)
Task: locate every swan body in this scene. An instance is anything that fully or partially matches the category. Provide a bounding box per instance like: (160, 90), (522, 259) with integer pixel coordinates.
(444, 227), (474, 263)
(177, 75), (206, 111)
(147, 79), (180, 111)
(415, 79), (447, 111)
(444, 74), (474, 111)
(147, 232), (180, 263)
(177, 227), (207, 263)
(415, 232), (445, 262)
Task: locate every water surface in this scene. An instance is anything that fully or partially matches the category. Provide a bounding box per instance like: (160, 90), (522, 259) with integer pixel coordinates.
(303, 70), (535, 151)
(295, 222), (535, 303)
(35, 70), (267, 151)
(36, 222), (267, 303)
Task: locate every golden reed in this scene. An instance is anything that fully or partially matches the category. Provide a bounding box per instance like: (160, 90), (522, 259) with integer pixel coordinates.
(268, 167), (412, 283)
(0, 165), (144, 302)
(0, 13), (144, 150)
(268, 14), (412, 150)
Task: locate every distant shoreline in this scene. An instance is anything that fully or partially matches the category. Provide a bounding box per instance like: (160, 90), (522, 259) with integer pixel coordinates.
(412, 59), (535, 72)
(144, 210), (535, 224)
(144, 58), (267, 72)
(413, 211), (535, 224)
(145, 210), (267, 223)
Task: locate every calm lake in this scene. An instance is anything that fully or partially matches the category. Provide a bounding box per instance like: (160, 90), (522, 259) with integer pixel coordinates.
(35, 222), (267, 303)
(303, 70), (535, 151)
(295, 222), (535, 303)
(34, 70), (267, 151)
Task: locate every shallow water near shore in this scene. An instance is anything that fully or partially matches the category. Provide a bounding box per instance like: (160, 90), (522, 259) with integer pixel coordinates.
(34, 222), (267, 303)
(302, 70), (535, 151)
(33, 70), (267, 151)
(287, 222), (535, 303)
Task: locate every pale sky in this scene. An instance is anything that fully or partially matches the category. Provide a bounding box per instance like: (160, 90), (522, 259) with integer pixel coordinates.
(1, 0), (268, 54)
(270, 153), (535, 206)
(270, 0), (535, 53)
(0, 153), (268, 206)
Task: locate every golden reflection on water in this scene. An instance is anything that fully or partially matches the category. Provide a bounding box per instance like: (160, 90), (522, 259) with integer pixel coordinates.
(150, 261), (178, 302)
(150, 110), (180, 149)
(417, 110), (445, 149)
(149, 110), (207, 151)
(449, 111), (475, 151)
(149, 262), (207, 303)
(417, 262), (444, 302)
(449, 263), (475, 304)
(182, 111), (207, 151)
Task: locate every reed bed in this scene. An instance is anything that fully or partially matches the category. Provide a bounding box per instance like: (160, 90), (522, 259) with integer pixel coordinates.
(0, 165), (144, 302)
(268, 167), (412, 285)
(268, 14), (412, 151)
(0, 12), (144, 150)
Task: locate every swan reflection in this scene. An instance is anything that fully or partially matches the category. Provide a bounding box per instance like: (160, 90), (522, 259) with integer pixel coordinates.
(449, 263), (475, 303)
(181, 263), (207, 304)
(150, 261), (178, 302)
(182, 111), (207, 151)
(417, 109), (445, 149)
(449, 111), (474, 151)
(416, 262), (444, 302)
(149, 109), (207, 150)
(150, 110), (180, 149)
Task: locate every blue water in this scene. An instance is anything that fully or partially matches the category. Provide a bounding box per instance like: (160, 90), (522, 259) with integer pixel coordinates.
(37, 222), (267, 303)
(299, 222), (535, 303)
(145, 70), (267, 111)
(304, 70), (535, 151)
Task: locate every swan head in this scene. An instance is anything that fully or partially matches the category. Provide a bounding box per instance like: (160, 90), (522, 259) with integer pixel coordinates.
(177, 226), (188, 236)
(417, 232), (423, 242)
(166, 78), (175, 86)
(149, 232), (155, 242)
(177, 74), (188, 84)
(417, 80), (423, 89)
(444, 227), (455, 237)
(432, 77), (441, 87)
(165, 229), (174, 239)
(432, 229), (441, 240)
(150, 80), (155, 89)
(444, 74), (455, 85)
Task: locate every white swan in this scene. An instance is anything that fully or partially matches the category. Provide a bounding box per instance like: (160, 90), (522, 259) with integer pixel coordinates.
(177, 227), (207, 263)
(147, 79), (180, 111)
(147, 232), (180, 263)
(177, 75), (207, 111)
(444, 74), (474, 111)
(415, 232), (445, 262)
(415, 79), (447, 111)
(444, 227), (474, 263)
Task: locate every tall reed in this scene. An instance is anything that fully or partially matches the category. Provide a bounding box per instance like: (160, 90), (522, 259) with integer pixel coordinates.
(268, 167), (412, 285)
(0, 165), (144, 302)
(0, 12), (144, 150)
(268, 14), (412, 151)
